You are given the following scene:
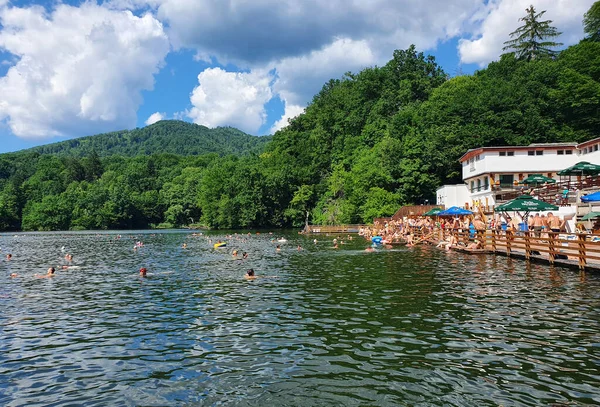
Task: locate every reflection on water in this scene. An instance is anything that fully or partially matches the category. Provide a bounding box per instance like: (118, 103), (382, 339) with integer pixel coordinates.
(1, 231), (600, 406)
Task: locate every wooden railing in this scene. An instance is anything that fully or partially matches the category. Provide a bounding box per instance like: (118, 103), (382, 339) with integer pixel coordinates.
(406, 226), (600, 270)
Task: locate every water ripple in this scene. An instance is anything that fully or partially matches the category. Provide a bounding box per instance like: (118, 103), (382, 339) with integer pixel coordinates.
(1, 231), (600, 406)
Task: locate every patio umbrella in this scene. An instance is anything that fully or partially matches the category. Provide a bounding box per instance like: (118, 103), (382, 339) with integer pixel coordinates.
(557, 161), (600, 176)
(581, 191), (600, 203)
(423, 207), (443, 216)
(581, 212), (600, 221)
(438, 206), (473, 216)
(520, 174), (556, 186)
(494, 195), (558, 213)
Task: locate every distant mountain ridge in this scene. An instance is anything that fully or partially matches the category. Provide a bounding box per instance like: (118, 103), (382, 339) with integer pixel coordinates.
(16, 120), (272, 157)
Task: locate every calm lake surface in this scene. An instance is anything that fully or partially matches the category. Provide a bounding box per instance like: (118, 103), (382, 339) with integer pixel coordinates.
(1, 230), (600, 406)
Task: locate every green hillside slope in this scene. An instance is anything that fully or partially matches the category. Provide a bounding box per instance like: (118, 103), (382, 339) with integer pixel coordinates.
(21, 120), (271, 157)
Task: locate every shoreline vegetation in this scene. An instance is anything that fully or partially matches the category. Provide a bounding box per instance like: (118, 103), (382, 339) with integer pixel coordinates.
(1, 4), (600, 233)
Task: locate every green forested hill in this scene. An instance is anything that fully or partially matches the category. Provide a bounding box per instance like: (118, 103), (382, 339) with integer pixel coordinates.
(1, 4), (600, 231)
(22, 120), (271, 157)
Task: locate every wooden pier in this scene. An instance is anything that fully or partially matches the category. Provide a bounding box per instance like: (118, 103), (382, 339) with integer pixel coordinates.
(410, 227), (600, 272)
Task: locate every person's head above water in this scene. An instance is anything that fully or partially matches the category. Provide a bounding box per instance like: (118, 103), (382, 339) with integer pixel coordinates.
(139, 267), (147, 276)
(246, 269), (255, 276)
(47, 267), (55, 275)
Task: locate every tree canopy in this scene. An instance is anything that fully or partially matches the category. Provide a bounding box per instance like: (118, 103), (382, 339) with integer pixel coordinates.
(584, 1), (600, 42)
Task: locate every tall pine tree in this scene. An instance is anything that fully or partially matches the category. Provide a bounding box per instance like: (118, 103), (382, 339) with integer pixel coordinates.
(503, 5), (563, 61)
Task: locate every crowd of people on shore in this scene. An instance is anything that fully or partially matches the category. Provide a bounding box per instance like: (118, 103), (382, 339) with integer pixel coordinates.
(360, 211), (571, 250)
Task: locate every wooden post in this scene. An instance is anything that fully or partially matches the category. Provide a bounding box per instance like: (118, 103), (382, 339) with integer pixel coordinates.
(506, 230), (512, 257)
(491, 229), (497, 253)
(548, 232), (556, 264)
(525, 231), (531, 260)
(578, 234), (587, 270)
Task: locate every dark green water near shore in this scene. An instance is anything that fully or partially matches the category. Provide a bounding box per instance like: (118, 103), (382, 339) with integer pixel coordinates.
(1, 230), (599, 406)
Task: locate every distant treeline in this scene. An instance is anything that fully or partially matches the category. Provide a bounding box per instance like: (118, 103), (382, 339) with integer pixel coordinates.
(24, 120), (271, 157)
(1, 6), (600, 231)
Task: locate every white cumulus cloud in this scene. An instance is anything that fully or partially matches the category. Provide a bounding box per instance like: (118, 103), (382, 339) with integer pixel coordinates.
(459, 0), (595, 66)
(0, 3), (169, 139)
(187, 68), (273, 134)
(145, 112), (165, 125)
(270, 104), (304, 133)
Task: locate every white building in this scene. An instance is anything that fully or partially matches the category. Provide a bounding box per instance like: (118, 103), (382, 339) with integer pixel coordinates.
(436, 137), (600, 209)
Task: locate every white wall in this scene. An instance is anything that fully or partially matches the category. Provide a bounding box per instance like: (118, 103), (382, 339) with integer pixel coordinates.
(437, 184), (469, 208)
(463, 150), (580, 180)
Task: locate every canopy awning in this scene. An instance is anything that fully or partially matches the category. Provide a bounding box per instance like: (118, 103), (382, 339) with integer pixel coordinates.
(438, 206), (473, 216)
(557, 161), (600, 176)
(581, 191), (600, 203)
(581, 212), (600, 221)
(520, 174), (556, 185)
(423, 207), (443, 216)
(494, 195), (558, 213)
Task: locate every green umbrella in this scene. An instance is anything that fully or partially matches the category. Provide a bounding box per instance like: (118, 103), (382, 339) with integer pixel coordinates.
(581, 212), (600, 221)
(423, 207), (443, 216)
(520, 174), (556, 185)
(494, 195), (559, 213)
(557, 161), (600, 176)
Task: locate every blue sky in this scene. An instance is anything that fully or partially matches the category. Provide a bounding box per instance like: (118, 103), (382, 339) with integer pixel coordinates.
(0, 0), (594, 154)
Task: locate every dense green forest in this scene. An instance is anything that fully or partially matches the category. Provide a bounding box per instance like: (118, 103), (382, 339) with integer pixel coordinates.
(1, 4), (599, 231)
(24, 120), (271, 157)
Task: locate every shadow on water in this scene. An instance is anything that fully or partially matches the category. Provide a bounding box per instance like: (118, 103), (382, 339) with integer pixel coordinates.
(1, 230), (600, 406)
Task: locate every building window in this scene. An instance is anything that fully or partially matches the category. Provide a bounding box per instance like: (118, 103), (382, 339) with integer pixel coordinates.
(484, 177), (489, 190)
(477, 179), (481, 192)
(499, 174), (514, 188)
(557, 150), (564, 155)
(507, 151), (514, 156)
(584, 148), (588, 154)
(566, 150), (573, 155)
(470, 181), (474, 193)
(499, 151), (506, 156)
(535, 151), (543, 156)
(528, 151), (535, 156)
(595, 145), (599, 152)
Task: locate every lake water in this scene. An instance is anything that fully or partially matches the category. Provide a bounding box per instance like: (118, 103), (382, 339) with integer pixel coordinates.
(1, 230), (600, 406)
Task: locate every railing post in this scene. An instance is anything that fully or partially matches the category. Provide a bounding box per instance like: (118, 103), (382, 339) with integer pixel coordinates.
(548, 232), (556, 264)
(491, 229), (496, 252)
(578, 234), (587, 270)
(525, 231), (531, 260)
(507, 230), (512, 257)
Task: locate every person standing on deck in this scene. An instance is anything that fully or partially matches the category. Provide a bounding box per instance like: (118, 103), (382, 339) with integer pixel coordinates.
(532, 213), (544, 238)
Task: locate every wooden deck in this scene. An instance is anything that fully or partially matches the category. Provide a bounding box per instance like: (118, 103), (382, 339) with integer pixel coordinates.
(412, 228), (600, 271)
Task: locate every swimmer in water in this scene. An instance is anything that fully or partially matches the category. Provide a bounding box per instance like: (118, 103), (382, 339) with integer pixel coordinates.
(139, 267), (148, 277)
(242, 252), (248, 259)
(276, 245), (281, 252)
(244, 268), (256, 280)
(182, 243), (187, 249)
(297, 245), (302, 251)
(6, 253), (12, 260)
(36, 267), (55, 278)
(365, 247), (375, 252)
(232, 250), (239, 258)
